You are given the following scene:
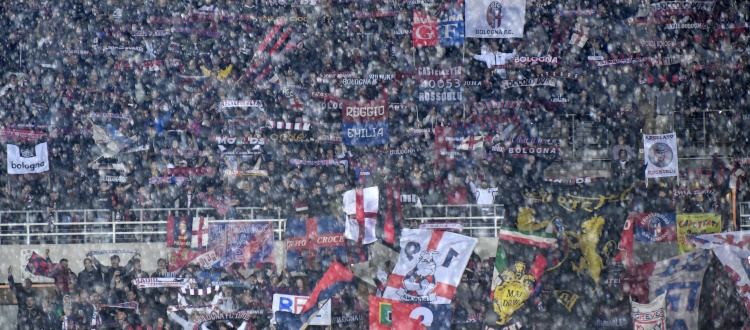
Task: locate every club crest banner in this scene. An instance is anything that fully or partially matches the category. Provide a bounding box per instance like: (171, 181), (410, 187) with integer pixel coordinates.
(643, 133), (678, 178)
(7, 142), (49, 174)
(466, 0), (526, 39)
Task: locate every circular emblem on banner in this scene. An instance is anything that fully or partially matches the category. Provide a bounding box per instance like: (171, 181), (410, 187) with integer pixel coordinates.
(486, 2), (503, 29)
(646, 214), (670, 241)
(648, 142), (673, 168)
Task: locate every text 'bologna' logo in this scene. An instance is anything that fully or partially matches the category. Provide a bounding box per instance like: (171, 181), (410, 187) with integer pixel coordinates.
(486, 2), (503, 28)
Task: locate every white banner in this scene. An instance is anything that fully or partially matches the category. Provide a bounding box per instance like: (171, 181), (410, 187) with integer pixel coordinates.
(342, 187), (379, 244)
(693, 231), (750, 317)
(631, 293), (667, 330)
(643, 133), (678, 178)
(465, 0), (526, 39)
(382, 229), (477, 304)
(7, 142), (49, 174)
(270, 294), (331, 325)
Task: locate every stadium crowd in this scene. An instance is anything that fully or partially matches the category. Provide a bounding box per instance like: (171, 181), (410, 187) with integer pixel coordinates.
(2, 0), (750, 329)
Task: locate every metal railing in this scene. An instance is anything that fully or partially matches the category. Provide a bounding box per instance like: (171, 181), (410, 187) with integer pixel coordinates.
(739, 202), (750, 229)
(403, 204), (505, 237)
(0, 204), (505, 245)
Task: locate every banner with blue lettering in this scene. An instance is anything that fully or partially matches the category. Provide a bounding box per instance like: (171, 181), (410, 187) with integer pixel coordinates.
(439, 0), (465, 46)
(629, 249), (711, 330)
(341, 97), (388, 145)
(286, 217), (348, 273)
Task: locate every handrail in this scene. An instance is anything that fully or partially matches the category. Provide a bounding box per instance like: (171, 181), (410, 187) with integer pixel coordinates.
(0, 204), (504, 244)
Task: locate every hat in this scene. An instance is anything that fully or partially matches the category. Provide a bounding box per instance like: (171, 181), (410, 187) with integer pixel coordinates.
(295, 201), (308, 213)
(167, 164), (175, 169)
(179, 160), (188, 165)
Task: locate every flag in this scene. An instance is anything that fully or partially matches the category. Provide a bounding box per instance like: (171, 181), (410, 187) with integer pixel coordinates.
(239, 18), (300, 84)
(369, 296), (452, 330)
(434, 126), (480, 169)
(341, 95), (388, 145)
(285, 217), (348, 273)
(92, 123), (134, 157)
(413, 10), (438, 47)
(628, 249), (712, 330)
(569, 22), (589, 48)
(694, 231), (750, 317)
(676, 213), (721, 253)
(272, 294), (331, 326)
(25, 252), (53, 277)
(626, 213), (680, 265)
(643, 133), (678, 178)
(342, 187), (379, 245)
(631, 293), (667, 330)
(508, 181), (636, 324)
(465, 0), (526, 39)
(382, 181), (404, 246)
(166, 216), (210, 249)
(208, 222), (275, 268)
(382, 229), (477, 304)
(456, 134), (488, 150)
(275, 261), (355, 330)
(486, 227), (556, 328)
(167, 248), (207, 272)
(6, 142), (50, 174)
(438, 0), (465, 46)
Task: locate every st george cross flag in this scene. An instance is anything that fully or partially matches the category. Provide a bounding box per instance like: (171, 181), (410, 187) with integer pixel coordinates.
(693, 231), (750, 317)
(643, 133), (678, 178)
(631, 293), (667, 330)
(342, 187), (379, 244)
(486, 227), (556, 328)
(382, 229), (477, 304)
(166, 216), (210, 249)
(7, 142), (49, 174)
(628, 249), (711, 330)
(465, 0), (526, 39)
(369, 296), (452, 330)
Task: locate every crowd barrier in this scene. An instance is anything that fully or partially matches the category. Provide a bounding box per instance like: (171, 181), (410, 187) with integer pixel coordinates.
(0, 204), (505, 245)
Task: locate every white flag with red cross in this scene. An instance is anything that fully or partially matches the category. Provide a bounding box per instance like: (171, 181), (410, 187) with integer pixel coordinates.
(342, 187), (379, 245)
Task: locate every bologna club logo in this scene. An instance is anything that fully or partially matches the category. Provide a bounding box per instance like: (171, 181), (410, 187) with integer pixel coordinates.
(486, 2), (503, 28)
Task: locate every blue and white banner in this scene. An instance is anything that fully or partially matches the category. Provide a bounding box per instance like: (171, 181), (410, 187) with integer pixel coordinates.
(439, 2), (465, 46)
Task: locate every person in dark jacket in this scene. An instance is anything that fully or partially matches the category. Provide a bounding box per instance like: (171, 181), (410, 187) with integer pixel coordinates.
(77, 257), (103, 293)
(8, 265), (35, 326)
(90, 253), (139, 286)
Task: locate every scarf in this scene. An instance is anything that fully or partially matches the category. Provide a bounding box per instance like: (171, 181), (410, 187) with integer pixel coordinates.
(86, 250), (138, 256)
(100, 175), (128, 183)
(638, 39), (688, 48)
(114, 59), (183, 73)
(173, 27), (221, 38)
(220, 100), (264, 109)
(639, 75), (686, 84)
(0, 128), (46, 142)
(671, 189), (719, 210)
(149, 176), (190, 185)
(101, 301), (139, 313)
(267, 121), (310, 131)
(90, 112), (131, 120)
(558, 9), (598, 17)
(163, 167), (215, 177)
(197, 192), (229, 215)
(130, 29), (171, 37)
(90, 163), (128, 171)
(221, 169), (269, 178)
(193, 311), (255, 329)
(91, 304), (101, 327)
(288, 158), (347, 166)
(224, 118), (265, 127)
(102, 46), (144, 53)
(180, 285), (220, 296)
(132, 277), (196, 289)
(47, 50), (91, 56)
(160, 149), (212, 158)
(506, 135), (560, 146)
(311, 92), (340, 100)
(354, 10), (398, 18)
(378, 147), (434, 155)
(501, 77), (557, 89)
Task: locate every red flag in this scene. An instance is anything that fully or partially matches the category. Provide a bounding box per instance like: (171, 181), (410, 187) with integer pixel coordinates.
(413, 10), (438, 47)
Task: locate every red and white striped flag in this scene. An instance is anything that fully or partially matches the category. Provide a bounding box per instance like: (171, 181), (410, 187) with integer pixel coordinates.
(342, 187), (379, 244)
(267, 121), (311, 131)
(569, 22), (589, 48)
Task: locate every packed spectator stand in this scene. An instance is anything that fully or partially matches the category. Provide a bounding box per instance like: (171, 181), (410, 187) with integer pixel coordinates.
(3, 0), (750, 329)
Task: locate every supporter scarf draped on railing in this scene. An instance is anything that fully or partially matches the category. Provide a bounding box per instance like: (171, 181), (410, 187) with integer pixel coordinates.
(132, 277), (196, 289)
